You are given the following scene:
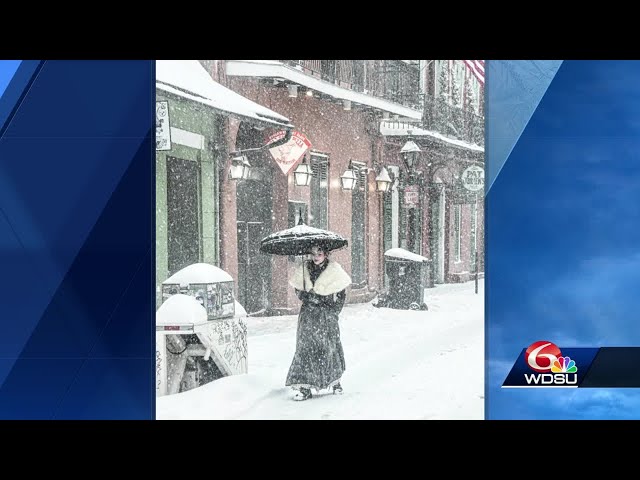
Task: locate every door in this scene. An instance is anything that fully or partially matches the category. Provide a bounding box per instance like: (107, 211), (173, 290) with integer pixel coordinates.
(236, 165), (273, 315)
(237, 221), (270, 314)
(433, 184), (446, 283)
(167, 156), (200, 275)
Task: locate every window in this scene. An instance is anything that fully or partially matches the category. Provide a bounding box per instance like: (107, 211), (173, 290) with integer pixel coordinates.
(289, 201), (308, 228)
(310, 153), (329, 230)
(454, 204), (461, 262)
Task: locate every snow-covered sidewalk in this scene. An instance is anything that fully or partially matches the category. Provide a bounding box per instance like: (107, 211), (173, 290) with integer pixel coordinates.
(156, 279), (484, 420)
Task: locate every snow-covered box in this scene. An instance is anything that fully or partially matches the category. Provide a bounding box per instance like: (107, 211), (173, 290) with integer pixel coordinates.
(156, 263), (248, 397)
(161, 263), (235, 320)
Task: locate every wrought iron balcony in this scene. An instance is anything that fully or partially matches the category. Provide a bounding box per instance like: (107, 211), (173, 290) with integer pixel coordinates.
(280, 60), (484, 146)
(282, 60), (422, 110)
(421, 95), (484, 147)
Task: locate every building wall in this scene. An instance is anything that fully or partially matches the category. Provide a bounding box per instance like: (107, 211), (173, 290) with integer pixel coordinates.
(225, 78), (384, 312)
(380, 137), (486, 286)
(446, 197), (484, 282)
(219, 118), (241, 296)
(156, 91), (221, 308)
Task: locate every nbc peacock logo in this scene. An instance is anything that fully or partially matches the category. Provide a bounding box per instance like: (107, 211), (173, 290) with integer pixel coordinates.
(551, 356), (578, 374)
(524, 341), (578, 386)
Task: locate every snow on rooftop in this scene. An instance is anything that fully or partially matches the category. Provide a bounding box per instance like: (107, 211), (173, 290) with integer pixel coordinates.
(163, 263), (233, 285)
(156, 60), (291, 127)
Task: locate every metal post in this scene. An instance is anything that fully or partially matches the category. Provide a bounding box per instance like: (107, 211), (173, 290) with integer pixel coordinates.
(475, 250), (478, 294)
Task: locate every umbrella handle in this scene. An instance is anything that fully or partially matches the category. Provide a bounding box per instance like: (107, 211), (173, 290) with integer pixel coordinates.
(302, 256), (306, 292)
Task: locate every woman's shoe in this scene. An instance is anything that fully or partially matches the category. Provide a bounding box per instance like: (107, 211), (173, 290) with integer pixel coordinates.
(293, 387), (312, 401)
(332, 383), (343, 395)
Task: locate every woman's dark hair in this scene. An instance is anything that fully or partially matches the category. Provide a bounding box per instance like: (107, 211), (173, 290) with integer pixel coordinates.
(309, 244), (328, 255)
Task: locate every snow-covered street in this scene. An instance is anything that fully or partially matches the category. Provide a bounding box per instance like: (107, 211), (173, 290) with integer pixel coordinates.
(157, 279), (484, 420)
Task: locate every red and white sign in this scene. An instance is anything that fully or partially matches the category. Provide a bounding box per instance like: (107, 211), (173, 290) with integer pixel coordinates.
(266, 130), (312, 175)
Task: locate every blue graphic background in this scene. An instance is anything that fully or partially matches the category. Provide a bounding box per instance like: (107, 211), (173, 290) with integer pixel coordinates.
(0, 60), (154, 419)
(488, 60), (640, 419)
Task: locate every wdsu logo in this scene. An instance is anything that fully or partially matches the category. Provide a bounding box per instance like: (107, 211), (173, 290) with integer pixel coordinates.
(502, 340), (580, 388)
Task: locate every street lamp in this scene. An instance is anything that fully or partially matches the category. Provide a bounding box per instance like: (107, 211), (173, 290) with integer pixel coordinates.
(341, 161), (392, 193)
(229, 154), (251, 180)
(340, 163), (358, 191)
(375, 166), (393, 193)
(293, 157), (313, 186)
(400, 136), (422, 171)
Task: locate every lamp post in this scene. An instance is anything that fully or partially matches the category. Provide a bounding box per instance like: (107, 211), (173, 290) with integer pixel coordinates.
(399, 134), (424, 255)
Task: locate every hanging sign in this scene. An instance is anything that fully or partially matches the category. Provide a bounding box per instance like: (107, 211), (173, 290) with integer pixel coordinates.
(156, 101), (171, 151)
(266, 130), (312, 175)
(461, 165), (484, 192)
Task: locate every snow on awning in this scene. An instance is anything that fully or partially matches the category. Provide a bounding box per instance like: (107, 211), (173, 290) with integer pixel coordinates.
(156, 60), (293, 129)
(380, 121), (484, 153)
(225, 60), (422, 122)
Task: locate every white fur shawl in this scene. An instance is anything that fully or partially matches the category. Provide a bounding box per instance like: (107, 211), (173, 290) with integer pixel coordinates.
(289, 260), (352, 296)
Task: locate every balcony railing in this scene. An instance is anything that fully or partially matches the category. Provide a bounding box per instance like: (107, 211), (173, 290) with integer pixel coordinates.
(422, 95), (484, 147)
(282, 60), (422, 110)
(281, 60), (484, 147)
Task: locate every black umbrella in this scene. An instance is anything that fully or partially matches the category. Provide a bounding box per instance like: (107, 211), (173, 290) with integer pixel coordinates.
(259, 222), (348, 256)
(260, 217), (348, 292)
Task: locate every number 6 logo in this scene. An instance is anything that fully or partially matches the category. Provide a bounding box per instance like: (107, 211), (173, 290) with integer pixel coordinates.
(525, 341), (562, 373)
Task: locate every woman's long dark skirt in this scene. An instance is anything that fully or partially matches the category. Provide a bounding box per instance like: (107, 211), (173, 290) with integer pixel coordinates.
(285, 303), (345, 391)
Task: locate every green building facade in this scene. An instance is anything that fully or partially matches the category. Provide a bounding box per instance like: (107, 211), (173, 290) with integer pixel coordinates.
(155, 90), (223, 308)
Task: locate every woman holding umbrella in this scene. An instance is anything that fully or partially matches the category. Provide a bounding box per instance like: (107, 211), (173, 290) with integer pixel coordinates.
(285, 242), (352, 401)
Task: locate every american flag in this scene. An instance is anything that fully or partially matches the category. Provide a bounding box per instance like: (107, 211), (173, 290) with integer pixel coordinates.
(463, 60), (485, 85)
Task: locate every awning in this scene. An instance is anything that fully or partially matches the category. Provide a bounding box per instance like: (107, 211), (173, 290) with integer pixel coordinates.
(156, 60), (293, 129)
(380, 121), (484, 153)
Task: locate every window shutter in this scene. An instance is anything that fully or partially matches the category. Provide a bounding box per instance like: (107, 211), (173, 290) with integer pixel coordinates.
(399, 185), (407, 248)
(383, 191), (393, 254)
(310, 155), (329, 230)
